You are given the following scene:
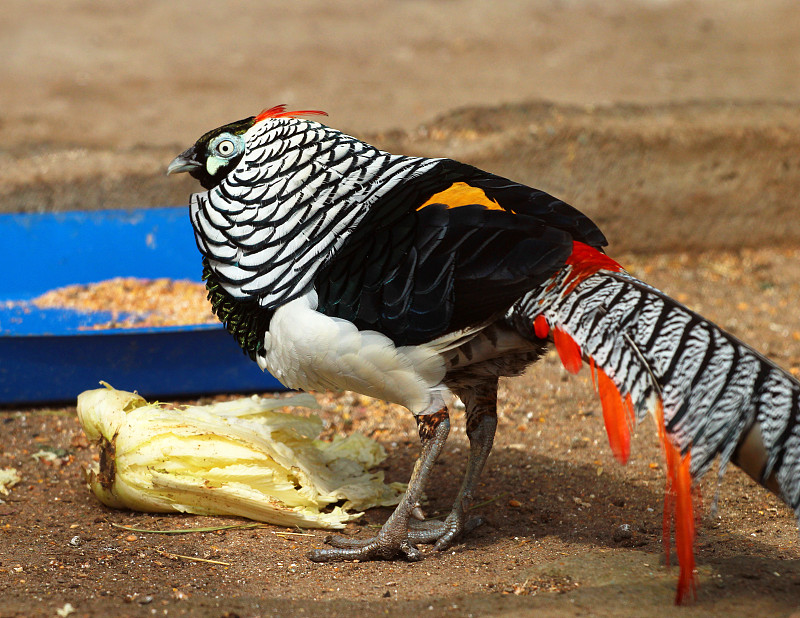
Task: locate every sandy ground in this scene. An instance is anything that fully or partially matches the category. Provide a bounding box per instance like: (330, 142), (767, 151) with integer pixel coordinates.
(3, 0), (800, 616)
(4, 0), (800, 146)
(4, 251), (800, 617)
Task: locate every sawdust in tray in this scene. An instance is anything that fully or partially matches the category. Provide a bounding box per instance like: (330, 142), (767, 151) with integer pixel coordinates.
(32, 277), (218, 329)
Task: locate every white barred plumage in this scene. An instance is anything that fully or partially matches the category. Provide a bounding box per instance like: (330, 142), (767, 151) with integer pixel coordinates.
(190, 116), (441, 308)
(521, 265), (800, 509)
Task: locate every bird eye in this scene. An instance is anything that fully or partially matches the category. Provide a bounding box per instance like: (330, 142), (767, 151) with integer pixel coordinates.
(216, 139), (236, 157)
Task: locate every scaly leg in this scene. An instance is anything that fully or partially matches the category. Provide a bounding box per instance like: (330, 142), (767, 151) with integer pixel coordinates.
(307, 396), (450, 562)
(407, 380), (498, 549)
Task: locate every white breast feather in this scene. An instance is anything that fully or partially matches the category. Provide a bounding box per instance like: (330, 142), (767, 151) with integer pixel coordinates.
(258, 292), (447, 413)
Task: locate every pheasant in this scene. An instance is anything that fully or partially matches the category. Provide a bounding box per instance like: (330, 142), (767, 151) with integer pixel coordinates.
(168, 106), (800, 603)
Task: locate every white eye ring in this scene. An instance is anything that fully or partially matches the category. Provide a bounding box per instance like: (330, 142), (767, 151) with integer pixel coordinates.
(216, 139), (236, 156)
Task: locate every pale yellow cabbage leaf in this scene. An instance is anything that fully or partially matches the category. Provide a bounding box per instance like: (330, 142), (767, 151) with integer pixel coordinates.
(0, 467), (20, 496)
(77, 384), (405, 528)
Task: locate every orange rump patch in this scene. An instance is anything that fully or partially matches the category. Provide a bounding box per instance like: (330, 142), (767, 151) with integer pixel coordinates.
(417, 182), (505, 212)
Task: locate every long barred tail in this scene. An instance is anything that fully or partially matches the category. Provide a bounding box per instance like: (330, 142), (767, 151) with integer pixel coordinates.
(514, 241), (800, 604)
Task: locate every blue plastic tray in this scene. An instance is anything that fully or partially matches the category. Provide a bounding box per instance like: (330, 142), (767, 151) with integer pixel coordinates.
(0, 207), (285, 405)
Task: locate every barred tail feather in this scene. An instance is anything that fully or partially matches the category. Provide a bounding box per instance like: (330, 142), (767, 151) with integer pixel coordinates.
(520, 241), (800, 604)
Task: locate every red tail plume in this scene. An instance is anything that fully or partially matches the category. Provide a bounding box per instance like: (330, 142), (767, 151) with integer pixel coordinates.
(657, 401), (697, 604)
(533, 315), (550, 339)
(550, 325), (632, 463)
(596, 368), (632, 465)
(553, 327), (582, 374)
(255, 105), (328, 123)
(543, 243), (697, 603)
(550, 322), (631, 464)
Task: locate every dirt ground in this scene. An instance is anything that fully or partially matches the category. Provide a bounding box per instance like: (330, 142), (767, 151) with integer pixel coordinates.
(5, 252), (800, 617)
(3, 1), (800, 616)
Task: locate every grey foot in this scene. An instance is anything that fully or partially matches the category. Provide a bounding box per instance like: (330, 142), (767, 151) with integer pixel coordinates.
(408, 514), (484, 550)
(307, 531), (422, 562)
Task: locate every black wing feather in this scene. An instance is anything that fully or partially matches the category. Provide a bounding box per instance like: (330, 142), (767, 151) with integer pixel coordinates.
(315, 159), (605, 345)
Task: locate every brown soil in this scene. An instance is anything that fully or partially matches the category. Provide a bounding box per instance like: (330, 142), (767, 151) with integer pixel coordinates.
(4, 252), (800, 617)
(3, 1), (800, 616)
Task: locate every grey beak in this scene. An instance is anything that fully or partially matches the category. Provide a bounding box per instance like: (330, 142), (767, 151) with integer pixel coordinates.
(166, 149), (202, 176)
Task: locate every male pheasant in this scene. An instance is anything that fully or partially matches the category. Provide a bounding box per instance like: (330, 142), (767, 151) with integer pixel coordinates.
(168, 106), (800, 603)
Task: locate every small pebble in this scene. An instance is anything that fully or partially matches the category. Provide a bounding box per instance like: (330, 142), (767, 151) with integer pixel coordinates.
(613, 524), (633, 543)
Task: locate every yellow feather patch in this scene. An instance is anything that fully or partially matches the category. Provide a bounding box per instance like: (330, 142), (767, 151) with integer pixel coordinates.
(417, 182), (504, 211)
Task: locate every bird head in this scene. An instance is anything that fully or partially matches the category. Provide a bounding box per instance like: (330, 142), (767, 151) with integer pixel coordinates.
(167, 105), (328, 189)
(166, 116), (255, 189)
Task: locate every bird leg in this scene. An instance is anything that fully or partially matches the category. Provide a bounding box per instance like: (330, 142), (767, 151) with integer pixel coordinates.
(307, 397), (450, 562)
(407, 381), (498, 550)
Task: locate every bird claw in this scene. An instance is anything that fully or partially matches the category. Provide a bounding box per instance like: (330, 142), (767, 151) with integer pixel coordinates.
(407, 514), (484, 550)
(410, 504), (426, 521)
(308, 533), (422, 563)
(307, 400), (451, 564)
(308, 514), (483, 562)
(320, 534), (373, 548)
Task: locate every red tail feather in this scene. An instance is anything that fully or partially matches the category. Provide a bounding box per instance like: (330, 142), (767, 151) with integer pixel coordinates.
(596, 368), (632, 465)
(533, 315), (550, 339)
(657, 401), (697, 604)
(545, 245), (697, 603)
(550, 327), (631, 463)
(553, 327), (582, 374)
